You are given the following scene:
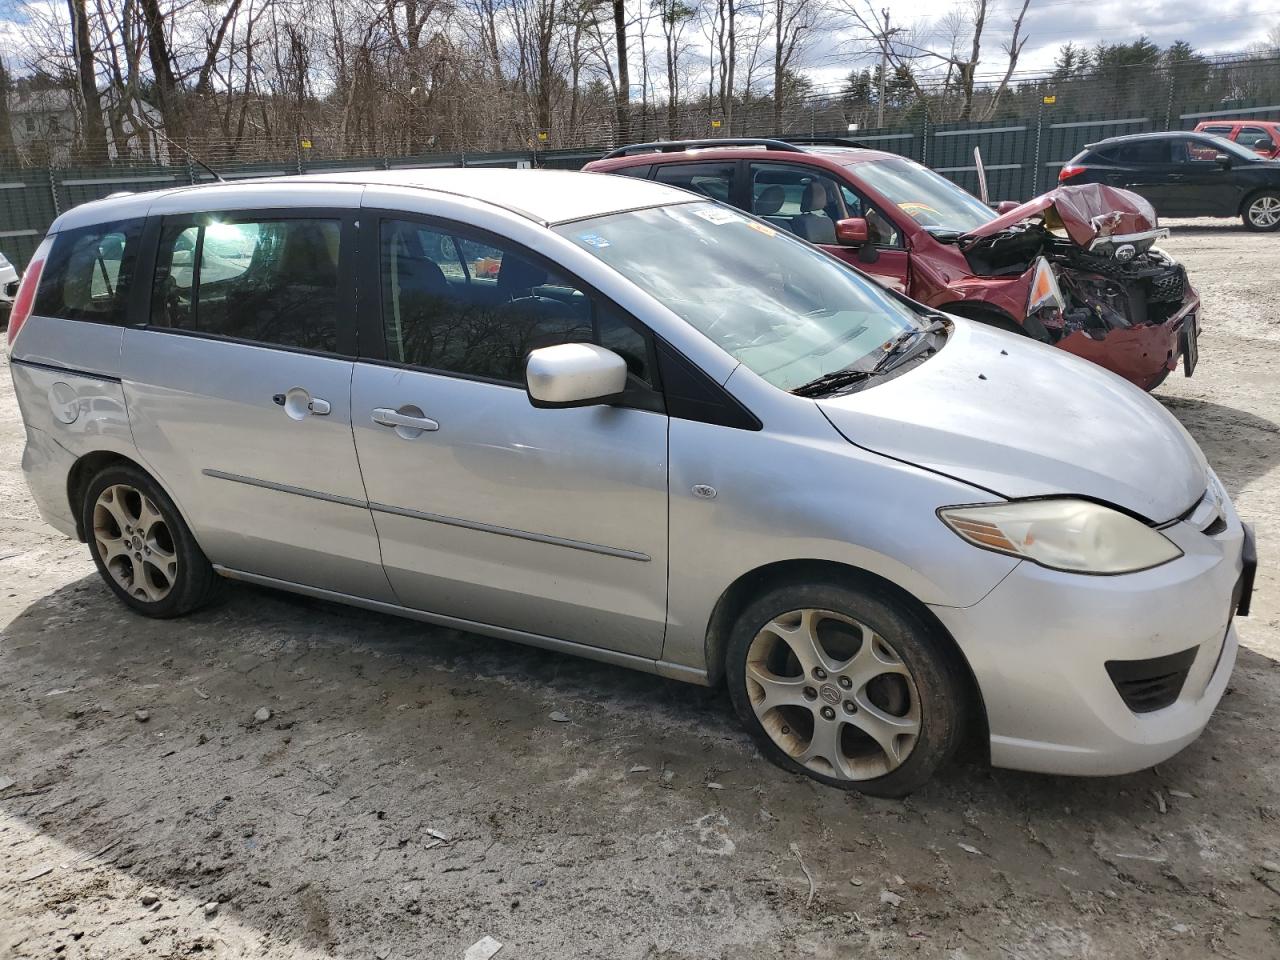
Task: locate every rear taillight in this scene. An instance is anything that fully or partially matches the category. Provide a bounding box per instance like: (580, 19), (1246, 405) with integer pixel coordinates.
(6, 238), (51, 349)
(1058, 164), (1086, 182)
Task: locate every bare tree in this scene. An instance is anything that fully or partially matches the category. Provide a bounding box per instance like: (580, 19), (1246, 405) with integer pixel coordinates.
(772, 0), (815, 133)
(67, 0), (109, 160)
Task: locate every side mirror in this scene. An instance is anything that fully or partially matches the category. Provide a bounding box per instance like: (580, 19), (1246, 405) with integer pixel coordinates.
(995, 200), (1021, 214)
(835, 217), (869, 246)
(1214, 153), (1232, 169)
(525, 343), (628, 409)
(1255, 139), (1275, 152)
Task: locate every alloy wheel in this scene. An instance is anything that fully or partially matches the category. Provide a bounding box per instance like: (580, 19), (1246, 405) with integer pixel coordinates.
(92, 483), (178, 603)
(745, 608), (921, 781)
(1248, 195), (1280, 228)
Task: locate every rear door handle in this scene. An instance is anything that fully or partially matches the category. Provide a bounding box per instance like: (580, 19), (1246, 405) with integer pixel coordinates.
(273, 388), (331, 420)
(372, 405), (439, 438)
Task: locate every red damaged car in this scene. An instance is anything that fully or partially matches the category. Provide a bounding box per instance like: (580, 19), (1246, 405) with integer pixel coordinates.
(586, 138), (1199, 390)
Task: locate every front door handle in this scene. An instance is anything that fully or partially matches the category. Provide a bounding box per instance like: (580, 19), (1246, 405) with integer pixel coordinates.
(372, 405), (439, 438)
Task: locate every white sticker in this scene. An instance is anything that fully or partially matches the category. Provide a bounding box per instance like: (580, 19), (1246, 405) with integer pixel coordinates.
(577, 232), (611, 248)
(693, 206), (743, 226)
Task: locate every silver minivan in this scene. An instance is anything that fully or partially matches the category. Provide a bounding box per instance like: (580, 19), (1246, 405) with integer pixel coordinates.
(6, 169), (1254, 796)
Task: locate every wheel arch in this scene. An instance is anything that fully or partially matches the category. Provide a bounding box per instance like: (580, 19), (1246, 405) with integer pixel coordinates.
(703, 558), (989, 748)
(67, 451), (193, 544)
(939, 300), (1035, 338)
(1239, 186), (1280, 217)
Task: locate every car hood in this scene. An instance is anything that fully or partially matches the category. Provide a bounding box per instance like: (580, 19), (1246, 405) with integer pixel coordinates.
(961, 183), (1158, 247)
(816, 319), (1208, 522)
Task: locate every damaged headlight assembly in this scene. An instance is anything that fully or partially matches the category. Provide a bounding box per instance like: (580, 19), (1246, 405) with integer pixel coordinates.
(938, 499), (1183, 574)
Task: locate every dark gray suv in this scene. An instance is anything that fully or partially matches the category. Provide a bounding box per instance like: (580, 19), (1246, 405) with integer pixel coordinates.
(1060, 132), (1280, 231)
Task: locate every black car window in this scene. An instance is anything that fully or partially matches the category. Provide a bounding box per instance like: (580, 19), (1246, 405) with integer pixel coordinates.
(35, 219), (143, 325)
(1201, 125), (1233, 135)
(151, 218), (342, 353)
(1179, 138), (1227, 162)
(379, 218), (653, 386)
(652, 163), (736, 203)
(1112, 140), (1172, 164)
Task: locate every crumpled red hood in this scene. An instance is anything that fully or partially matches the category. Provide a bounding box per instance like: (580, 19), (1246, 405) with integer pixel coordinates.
(961, 183), (1159, 246)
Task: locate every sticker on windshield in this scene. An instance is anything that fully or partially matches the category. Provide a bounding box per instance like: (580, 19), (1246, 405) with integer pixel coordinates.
(746, 220), (777, 237)
(693, 207), (743, 226)
(577, 233), (611, 248)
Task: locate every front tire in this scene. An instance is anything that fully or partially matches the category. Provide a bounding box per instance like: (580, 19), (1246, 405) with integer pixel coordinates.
(1242, 191), (1280, 232)
(82, 464), (219, 618)
(726, 580), (969, 797)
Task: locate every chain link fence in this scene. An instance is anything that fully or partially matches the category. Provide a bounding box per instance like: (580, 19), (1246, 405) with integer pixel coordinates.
(2, 55), (1278, 268)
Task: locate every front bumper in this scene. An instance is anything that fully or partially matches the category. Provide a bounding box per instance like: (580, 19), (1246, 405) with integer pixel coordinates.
(930, 500), (1248, 776)
(1056, 283), (1199, 390)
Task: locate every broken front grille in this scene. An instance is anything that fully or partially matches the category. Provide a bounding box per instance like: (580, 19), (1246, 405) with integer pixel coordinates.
(1105, 646), (1199, 713)
(1148, 266), (1187, 303)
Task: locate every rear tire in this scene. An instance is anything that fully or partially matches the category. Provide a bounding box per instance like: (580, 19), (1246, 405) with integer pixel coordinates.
(725, 579), (970, 797)
(81, 464), (219, 618)
(1242, 190), (1280, 232)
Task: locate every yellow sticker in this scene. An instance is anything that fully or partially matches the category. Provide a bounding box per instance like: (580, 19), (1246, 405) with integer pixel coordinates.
(746, 220), (777, 237)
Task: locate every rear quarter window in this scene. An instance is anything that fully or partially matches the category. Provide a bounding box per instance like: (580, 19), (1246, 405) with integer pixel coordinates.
(34, 219), (144, 324)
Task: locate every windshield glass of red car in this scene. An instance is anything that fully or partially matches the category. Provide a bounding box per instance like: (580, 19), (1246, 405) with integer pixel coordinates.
(851, 157), (996, 233)
(555, 202), (926, 391)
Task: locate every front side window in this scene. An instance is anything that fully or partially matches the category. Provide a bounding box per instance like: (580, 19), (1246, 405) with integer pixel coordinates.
(379, 219), (653, 385)
(749, 163), (846, 245)
(556, 202), (929, 392)
(839, 185), (902, 247)
(1179, 135), (1257, 163)
(848, 157), (995, 234)
(35, 219), (143, 324)
(1237, 126), (1274, 148)
(653, 163), (736, 203)
(151, 217), (341, 352)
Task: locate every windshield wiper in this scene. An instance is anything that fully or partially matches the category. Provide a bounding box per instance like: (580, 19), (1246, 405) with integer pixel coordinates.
(870, 317), (949, 375)
(791, 318), (949, 398)
(790, 367), (874, 397)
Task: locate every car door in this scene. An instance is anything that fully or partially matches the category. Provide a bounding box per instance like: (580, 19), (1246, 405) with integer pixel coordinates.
(1103, 139), (1180, 213)
(120, 200), (395, 602)
(349, 212), (669, 658)
(1169, 137), (1244, 216)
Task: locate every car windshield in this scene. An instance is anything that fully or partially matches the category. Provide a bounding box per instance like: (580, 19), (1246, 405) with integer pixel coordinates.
(554, 202), (929, 391)
(850, 156), (997, 233)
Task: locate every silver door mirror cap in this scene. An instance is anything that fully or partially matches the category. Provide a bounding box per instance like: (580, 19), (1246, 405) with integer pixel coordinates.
(525, 342), (629, 408)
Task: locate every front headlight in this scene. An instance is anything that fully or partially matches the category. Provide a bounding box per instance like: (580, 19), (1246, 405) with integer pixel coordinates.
(938, 499), (1183, 574)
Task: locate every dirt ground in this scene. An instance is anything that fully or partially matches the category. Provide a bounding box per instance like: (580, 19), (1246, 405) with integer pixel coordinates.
(2, 221), (1279, 960)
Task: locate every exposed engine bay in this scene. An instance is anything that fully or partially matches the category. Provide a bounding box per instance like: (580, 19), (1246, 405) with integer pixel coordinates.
(959, 223), (1188, 343)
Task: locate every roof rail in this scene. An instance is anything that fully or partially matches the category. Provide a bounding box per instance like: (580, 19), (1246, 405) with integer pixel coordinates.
(783, 136), (868, 149)
(601, 138), (807, 159)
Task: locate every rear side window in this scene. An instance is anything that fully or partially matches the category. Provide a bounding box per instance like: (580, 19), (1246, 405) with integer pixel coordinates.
(653, 163), (736, 203)
(151, 218), (341, 353)
(379, 218), (653, 386)
(1112, 140), (1171, 164)
(35, 219), (143, 324)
